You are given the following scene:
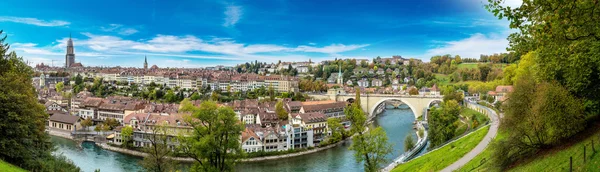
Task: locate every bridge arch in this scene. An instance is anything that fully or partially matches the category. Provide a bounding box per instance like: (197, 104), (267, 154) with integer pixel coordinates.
(428, 99), (443, 107)
(368, 98), (420, 119)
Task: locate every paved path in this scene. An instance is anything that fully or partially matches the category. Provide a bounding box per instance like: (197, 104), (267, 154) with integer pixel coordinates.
(440, 103), (500, 172)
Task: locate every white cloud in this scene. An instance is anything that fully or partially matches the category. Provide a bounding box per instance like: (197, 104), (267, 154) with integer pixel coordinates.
(223, 5), (242, 27)
(424, 33), (508, 58)
(119, 28), (139, 35)
(100, 24), (139, 35)
(295, 44), (370, 54)
(0, 16), (70, 27)
(12, 43), (62, 55)
(17, 32), (369, 67)
(73, 33), (368, 56)
(502, 0), (523, 8)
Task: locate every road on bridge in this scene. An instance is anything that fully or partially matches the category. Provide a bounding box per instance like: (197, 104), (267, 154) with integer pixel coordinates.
(440, 103), (500, 172)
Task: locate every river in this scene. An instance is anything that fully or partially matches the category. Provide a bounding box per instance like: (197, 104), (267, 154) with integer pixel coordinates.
(53, 104), (416, 172)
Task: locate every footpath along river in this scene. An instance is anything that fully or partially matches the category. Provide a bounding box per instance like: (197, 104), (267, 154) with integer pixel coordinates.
(53, 104), (417, 172)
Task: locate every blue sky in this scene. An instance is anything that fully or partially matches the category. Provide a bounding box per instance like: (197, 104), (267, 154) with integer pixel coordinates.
(1, 0), (521, 68)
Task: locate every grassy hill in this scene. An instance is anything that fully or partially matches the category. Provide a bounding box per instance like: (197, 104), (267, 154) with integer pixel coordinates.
(458, 124), (600, 172)
(392, 126), (490, 172)
(457, 63), (507, 70)
(0, 160), (26, 172)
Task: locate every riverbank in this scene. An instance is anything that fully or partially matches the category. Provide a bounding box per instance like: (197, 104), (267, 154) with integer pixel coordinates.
(96, 138), (352, 163)
(48, 128), (353, 163)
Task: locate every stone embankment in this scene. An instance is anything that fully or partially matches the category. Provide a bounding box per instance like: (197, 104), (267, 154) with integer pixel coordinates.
(96, 138), (350, 162)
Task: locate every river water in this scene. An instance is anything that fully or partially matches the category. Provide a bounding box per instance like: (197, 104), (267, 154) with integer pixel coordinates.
(53, 105), (416, 172)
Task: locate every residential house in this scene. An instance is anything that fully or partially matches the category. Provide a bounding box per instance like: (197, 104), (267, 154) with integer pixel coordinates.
(494, 85), (514, 102)
(299, 100), (347, 118)
(357, 78), (369, 88)
(346, 80), (353, 86)
(242, 128), (264, 153)
(372, 79), (383, 87)
(119, 113), (192, 149)
(45, 101), (67, 112)
(48, 113), (81, 132)
(287, 125), (314, 149)
(285, 101), (302, 113)
(290, 112), (328, 143)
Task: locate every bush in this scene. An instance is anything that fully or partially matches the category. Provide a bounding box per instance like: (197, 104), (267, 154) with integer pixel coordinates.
(404, 135), (416, 152)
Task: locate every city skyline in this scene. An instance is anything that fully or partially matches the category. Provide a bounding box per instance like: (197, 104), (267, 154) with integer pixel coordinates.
(2, 0), (520, 68)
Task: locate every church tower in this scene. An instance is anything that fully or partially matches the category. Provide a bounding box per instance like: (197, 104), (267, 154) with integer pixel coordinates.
(144, 56), (148, 70)
(337, 65), (343, 85)
(65, 33), (75, 68)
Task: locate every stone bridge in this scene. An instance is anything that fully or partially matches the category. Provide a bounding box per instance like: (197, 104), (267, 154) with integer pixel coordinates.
(310, 91), (443, 119)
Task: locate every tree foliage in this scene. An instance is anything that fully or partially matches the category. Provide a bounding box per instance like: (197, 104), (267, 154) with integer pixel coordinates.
(121, 125), (134, 148)
(408, 87), (419, 95)
(0, 31), (80, 171)
(428, 100), (460, 148)
(178, 99), (244, 172)
(493, 75), (585, 169)
(487, 0), (600, 116)
(325, 118), (344, 144)
(55, 81), (64, 93)
(80, 117), (93, 131)
(349, 127), (393, 172)
(140, 124), (176, 172)
(404, 134), (416, 152)
(346, 88), (392, 172)
(275, 100), (288, 120)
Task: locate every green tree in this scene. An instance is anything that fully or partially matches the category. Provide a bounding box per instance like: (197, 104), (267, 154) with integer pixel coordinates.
(275, 100), (288, 120)
(94, 123), (102, 135)
(326, 118), (344, 144)
(428, 100), (460, 148)
(346, 88), (392, 172)
(74, 74), (83, 85)
(0, 32), (79, 171)
(487, 0), (600, 116)
(210, 91), (220, 102)
(120, 125), (134, 148)
(349, 127), (393, 172)
(104, 118), (120, 130)
(55, 81), (64, 93)
(408, 87), (419, 95)
(80, 117), (93, 131)
(492, 75), (585, 169)
(268, 85), (275, 101)
(404, 134), (415, 152)
(178, 99), (244, 172)
(190, 92), (201, 100)
(164, 90), (177, 103)
(140, 124), (176, 172)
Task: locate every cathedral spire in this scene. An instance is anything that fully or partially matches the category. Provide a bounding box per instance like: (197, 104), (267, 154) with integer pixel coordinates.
(144, 55), (148, 70)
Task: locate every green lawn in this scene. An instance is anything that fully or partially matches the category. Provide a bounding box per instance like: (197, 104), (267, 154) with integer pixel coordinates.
(456, 130), (508, 172)
(0, 160), (27, 172)
(457, 63), (507, 70)
(435, 74), (450, 85)
(457, 63), (480, 69)
(461, 108), (489, 127)
(392, 126), (490, 172)
(458, 127), (600, 172)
